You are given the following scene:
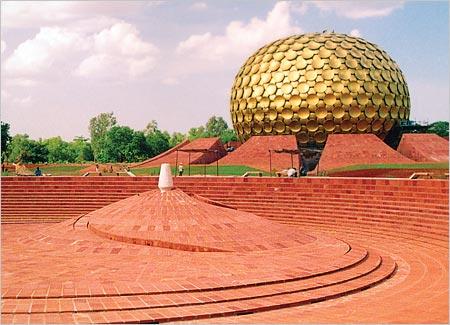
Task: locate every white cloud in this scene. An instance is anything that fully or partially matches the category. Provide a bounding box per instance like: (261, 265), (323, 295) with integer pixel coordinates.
(190, 2), (207, 11)
(3, 22), (158, 81)
(350, 29), (361, 37)
(177, 1), (300, 64)
(12, 96), (32, 106)
(3, 27), (87, 77)
(74, 22), (159, 79)
(310, 1), (404, 19)
(162, 77), (180, 85)
(1, 1), (145, 28)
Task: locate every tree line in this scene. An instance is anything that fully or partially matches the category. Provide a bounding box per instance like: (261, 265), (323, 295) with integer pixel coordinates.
(1, 113), (237, 164)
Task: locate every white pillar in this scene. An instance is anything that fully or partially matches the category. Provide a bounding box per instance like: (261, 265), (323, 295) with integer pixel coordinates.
(158, 163), (173, 192)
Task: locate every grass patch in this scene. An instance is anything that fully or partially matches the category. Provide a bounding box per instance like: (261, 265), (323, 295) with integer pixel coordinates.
(39, 165), (87, 176)
(131, 165), (269, 176)
(326, 162), (449, 174)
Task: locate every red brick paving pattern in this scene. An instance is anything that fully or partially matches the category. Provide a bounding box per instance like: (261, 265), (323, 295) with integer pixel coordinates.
(1, 177), (448, 323)
(318, 134), (414, 172)
(397, 133), (449, 162)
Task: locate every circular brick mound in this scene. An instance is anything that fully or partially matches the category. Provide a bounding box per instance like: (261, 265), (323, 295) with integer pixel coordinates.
(1, 188), (397, 324)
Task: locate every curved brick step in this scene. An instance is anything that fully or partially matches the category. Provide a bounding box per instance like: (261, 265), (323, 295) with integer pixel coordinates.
(1, 254), (396, 324)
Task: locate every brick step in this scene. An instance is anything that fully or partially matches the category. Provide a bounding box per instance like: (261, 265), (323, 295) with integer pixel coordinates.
(0, 255), (396, 324)
(254, 210), (449, 229)
(230, 205), (449, 222)
(209, 195), (448, 207)
(264, 215), (449, 241)
(192, 192), (448, 203)
(1, 250), (382, 314)
(218, 200), (448, 215)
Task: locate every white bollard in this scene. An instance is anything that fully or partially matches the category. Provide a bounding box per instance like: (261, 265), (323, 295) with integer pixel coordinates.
(158, 163), (173, 192)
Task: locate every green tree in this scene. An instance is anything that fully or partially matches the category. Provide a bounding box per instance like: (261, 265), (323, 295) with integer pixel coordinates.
(205, 116), (228, 137)
(219, 128), (238, 143)
(99, 126), (151, 163)
(8, 134), (48, 163)
(169, 132), (185, 147)
(427, 121), (449, 137)
(89, 112), (117, 161)
(188, 126), (206, 140)
(146, 130), (170, 157)
(1, 121), (12, 162)
(43, 137), (75, 163)
(69, 136), (94, 162)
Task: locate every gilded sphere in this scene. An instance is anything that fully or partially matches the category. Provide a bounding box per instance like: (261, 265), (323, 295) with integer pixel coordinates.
(230, 32), (410, 145)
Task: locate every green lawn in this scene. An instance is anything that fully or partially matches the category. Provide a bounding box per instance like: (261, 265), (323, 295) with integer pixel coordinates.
(325, 162), (449, 174)
(131, 165), (269, 176)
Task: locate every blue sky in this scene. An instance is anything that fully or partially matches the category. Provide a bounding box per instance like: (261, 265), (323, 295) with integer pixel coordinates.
(1, 0), (448, 140)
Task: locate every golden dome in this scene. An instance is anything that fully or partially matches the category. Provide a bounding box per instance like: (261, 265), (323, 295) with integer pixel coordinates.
(230, 32), (410, 145)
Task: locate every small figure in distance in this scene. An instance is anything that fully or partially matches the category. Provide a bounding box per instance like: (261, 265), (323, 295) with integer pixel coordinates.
(178, 163), (184, 176)
(95, 164), (99, 173)
(34, 166), (42, 176)
(287, 167), (297, 177)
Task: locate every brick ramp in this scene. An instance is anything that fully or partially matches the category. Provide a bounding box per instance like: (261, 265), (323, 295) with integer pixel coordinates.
(318, 134), (414, 172)
(216, 135), (298, 172)
(131, 137), (227, 168)
(397, 133), (449, 162)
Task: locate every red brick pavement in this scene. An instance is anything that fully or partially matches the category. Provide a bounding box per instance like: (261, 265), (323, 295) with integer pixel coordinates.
(1, 177), (448, 323)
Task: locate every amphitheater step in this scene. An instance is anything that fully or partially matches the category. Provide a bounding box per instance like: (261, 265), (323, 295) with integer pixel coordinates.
(1, 251), (396, 324)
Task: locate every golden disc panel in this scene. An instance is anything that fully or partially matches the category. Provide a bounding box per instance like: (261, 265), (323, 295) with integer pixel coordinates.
(281, 108), (293, 120)
(372, 119), (383, 131)
(340, 93), (353, 105)
(390, 106), (399, 118)
(306, 120), (319, 132)
(341, 120), (352, 131)
(253, 122), (263, 134)
(274, 121), (286, 133)
(314, 82), (327, 93)
(263, 122), (272, 133)
(254, 110), (265, 121)
(348, 81), (360, 93)
(281, 83), (293, 95)
(357, 119), (369, 132)
(298, 82), (310, 93)
(332, 81), (344, 92)
(298, 107), (310, 119)
(297, 132), (309, 143)
(365, 106), (377, 118)
(322, 69), (335, 80)
(332, 106), (345, 119)
(324, 93), (337, 106)
(289, 95), (301, 107)
(230, 32), (410, 144)
(349, 106), (361, 118)
(357, 93), (369, 105)
(379, 106), (389, 118)
(316, 106), (328, 119)
(315, 131), (327, 143)
(323, 119), (335, 132)
(274, 95), (285, 108)
(306, 94), (319, 106)
(289, 120), (301, 132)
(384, 119), (395, 131)
(267, 109), (277, 120)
